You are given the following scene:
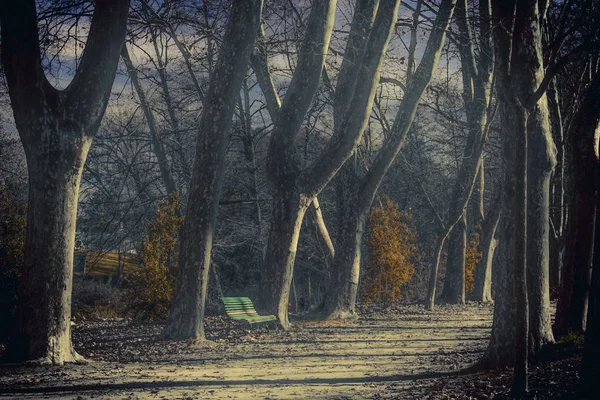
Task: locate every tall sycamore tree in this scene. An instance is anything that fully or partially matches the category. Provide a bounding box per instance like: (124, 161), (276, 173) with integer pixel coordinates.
(0, 0), (130, 364)
(164, 0), (263, 340)
(253, 0), (401, 328)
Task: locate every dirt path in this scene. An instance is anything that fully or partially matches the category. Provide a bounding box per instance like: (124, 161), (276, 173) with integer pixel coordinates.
(0, 304), (493, 399)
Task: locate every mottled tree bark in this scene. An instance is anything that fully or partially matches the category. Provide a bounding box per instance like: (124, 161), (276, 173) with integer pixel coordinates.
(478, 146), (515, 368)
(164, 0), (262, 340)
(555, 69), (600, 337)
(324, 159), (365, 319)
(0, 0), (129, 364)
(478, 0), (555, 370)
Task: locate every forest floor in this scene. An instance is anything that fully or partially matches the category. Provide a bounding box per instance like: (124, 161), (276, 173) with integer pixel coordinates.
(0, 303), (582, 399)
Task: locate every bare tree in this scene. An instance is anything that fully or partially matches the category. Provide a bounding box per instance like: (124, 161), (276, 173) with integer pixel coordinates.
(324, 0), (458, 318)
(0, 0), (130, 364)
(253, 0), (401, 328)
(164, 0), (263, 340)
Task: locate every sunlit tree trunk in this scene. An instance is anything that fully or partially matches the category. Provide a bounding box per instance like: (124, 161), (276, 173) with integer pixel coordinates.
(164, 0), (263, 340)
(472, 190), (501, 302)
(0, 0), (129, 364)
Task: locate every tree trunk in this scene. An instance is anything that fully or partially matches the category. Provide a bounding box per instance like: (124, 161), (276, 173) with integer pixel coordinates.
(255, 192), (309, 327)
(11, 152), (87, 364)
(478, 175), (516, 368)
(526, 102), (557, 354)
(512, 104), (529, 398)
(472, 191), (501, 302)
(323, 163), (364, 319)
(479, 0), (555, 369)
(164, 0), (262, 340)
(548, 79), (564, 292)
(578, 162), (600, 397)
(427, 236), (448, 310)
(555, 70), (600, 337)
(324, 0), (458, 317)
(0, 0), (129, 364)
(441, 0), (493, 305)
(442, 212), (467, 304)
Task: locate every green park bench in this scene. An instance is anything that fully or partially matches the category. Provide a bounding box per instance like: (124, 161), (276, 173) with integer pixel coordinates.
(221, 297), (277, 324)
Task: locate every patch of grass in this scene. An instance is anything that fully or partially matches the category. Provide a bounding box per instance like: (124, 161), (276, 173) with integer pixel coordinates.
(557, 330), (585, 347)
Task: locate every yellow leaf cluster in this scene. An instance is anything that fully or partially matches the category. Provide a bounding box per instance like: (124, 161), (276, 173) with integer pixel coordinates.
(128, 193), (183, 319)
(465, 231), (482, 294)
(363, 197), (419, 305)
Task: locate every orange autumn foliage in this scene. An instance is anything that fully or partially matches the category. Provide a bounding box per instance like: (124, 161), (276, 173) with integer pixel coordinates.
(363, 197), (419, 304)
(128, 193), (183, 319)
(465, 231), (482, 295)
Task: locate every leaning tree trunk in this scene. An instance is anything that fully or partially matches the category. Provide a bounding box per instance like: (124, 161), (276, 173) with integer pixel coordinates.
(472, 190), (501, 302)
(164, 0), (262, 340)
(554, 69), (600, 337)
(0, 0), (129, 364)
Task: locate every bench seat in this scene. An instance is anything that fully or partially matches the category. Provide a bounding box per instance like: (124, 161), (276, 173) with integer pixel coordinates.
(221, 297), (277, 324)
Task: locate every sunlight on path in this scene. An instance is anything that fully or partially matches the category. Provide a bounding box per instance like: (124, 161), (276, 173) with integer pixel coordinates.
(0, 305), (493, 399)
